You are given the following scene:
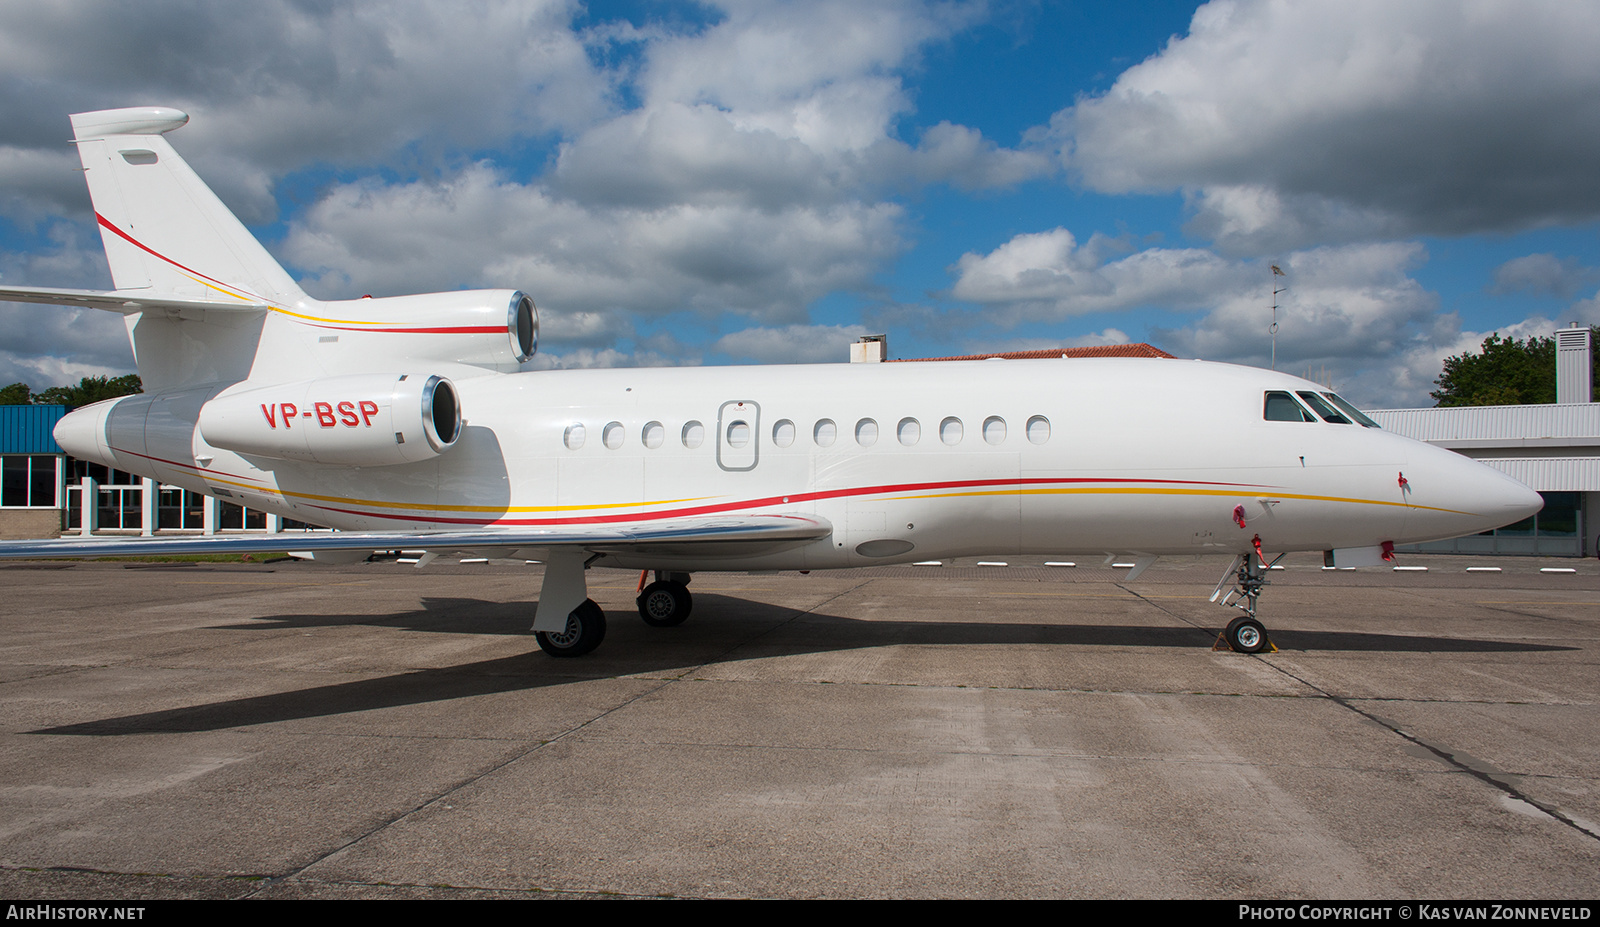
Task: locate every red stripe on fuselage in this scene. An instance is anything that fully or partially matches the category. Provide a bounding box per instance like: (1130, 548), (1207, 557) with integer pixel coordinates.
(300, 476), (1274, 527)
(107, 445), (267, 483)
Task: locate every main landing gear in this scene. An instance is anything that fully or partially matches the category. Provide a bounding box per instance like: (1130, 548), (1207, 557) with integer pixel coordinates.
(1211, 554), (1280, 654)
(637, 571), (693, 627)
(535, 598), (607, 657)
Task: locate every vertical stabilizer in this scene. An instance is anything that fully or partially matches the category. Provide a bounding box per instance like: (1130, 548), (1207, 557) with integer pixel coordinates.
(70, 107), (306, 307)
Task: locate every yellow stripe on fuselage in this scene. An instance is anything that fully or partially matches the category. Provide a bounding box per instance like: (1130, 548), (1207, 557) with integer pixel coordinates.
(887, 485), (1476, 516)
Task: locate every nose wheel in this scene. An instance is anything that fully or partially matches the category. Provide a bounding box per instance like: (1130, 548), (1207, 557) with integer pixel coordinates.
(1211, 554), (1279, 653)
(1224, 615), (1270, 654)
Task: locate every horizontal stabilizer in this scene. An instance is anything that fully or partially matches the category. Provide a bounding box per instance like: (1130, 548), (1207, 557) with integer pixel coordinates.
(0, 284), (267, 316)
(0, 515), (833, 561)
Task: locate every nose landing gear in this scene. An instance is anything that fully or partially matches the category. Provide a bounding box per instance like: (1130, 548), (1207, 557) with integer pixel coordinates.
(1211, 554), (1280, 654)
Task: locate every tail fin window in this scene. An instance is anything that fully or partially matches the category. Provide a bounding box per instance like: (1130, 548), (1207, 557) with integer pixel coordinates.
(1264, 391), (1315, 422)
(1296, 391), (1351, 424)
(1320, 392), (1381, 428)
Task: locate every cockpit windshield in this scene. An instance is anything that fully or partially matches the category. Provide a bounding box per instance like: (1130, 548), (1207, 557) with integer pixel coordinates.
(1320, 392), (1381, 428)
(1297, 391), (1351, 424)
(1262, 389), (1382, 428)
(1264, 391), (1315, 422)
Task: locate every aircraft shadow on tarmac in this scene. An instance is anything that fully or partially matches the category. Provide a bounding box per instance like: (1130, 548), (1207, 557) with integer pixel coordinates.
(33, 593), (1577, 737)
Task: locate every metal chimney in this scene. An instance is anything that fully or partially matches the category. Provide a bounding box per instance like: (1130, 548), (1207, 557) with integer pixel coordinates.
(1557, 323), (1592, 404)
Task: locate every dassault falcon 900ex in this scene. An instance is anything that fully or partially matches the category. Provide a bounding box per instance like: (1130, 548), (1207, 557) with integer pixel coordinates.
(0, 107), (1543, 657)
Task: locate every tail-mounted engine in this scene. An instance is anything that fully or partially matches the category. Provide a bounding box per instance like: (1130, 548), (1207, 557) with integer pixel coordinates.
(259, 290), (538, 378)
(199, 373), (461, 467)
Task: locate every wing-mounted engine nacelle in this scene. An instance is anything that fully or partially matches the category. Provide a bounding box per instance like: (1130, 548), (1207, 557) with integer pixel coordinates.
(199, 373), (462, 467)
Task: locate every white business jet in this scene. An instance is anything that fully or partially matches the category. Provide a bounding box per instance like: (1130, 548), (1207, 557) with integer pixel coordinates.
(0, 107), (1543, 656)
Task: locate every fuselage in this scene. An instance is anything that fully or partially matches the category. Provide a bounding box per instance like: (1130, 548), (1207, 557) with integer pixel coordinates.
(56, 356), (1543, 571)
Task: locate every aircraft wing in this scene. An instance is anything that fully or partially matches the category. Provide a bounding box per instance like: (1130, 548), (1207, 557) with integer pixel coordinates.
(0, 284), (267, 315)
(0, 514), (833, 561)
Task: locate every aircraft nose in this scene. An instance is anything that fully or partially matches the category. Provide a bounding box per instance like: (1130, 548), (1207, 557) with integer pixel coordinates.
(1498, 473), (1545, 524)
(1436, 451), (1543, 535)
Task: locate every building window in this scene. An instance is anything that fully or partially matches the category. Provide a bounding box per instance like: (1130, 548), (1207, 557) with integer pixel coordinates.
(1, 455), (59, 508)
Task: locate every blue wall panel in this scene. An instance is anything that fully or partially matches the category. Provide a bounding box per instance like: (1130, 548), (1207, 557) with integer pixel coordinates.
(0, 406), (66, 455)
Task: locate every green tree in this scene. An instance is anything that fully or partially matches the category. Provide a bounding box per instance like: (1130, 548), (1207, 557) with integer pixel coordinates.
(33, 375), (142, 408)
(0, 383), (32, 405)
(1431, 330), (1600, 406)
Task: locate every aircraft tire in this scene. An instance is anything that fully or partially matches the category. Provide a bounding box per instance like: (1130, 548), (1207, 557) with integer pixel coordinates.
(1225, 616), (1269, 654)
(536, 599), (607, 657)
(637, 581), (692, 627)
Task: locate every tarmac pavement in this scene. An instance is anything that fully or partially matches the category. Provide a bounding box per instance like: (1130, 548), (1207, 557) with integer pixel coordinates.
(0, 552), (1594, 899)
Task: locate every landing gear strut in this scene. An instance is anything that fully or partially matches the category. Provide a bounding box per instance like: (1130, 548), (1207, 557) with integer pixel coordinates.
(1211, 554), (1279, 654)
(637, 571), (693, 627)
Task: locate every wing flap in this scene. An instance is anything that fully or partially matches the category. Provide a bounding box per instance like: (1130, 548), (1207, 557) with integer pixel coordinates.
(0, 514), (833, 561)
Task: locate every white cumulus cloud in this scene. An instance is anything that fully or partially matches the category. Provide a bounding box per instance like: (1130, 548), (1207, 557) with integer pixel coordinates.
(1050, 0), (1600, 251)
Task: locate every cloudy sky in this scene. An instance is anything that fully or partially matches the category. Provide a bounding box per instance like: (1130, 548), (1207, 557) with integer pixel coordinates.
(2, 0), (1598, 407)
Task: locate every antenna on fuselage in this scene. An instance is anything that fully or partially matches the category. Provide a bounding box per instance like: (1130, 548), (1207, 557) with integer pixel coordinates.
(1269, 263), (1287, 370)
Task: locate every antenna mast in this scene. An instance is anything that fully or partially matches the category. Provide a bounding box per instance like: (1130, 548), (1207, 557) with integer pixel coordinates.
(1269, 264), (1287, 370)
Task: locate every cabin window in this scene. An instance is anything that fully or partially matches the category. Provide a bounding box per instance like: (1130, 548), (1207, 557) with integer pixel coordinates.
(855, 418), (879, 446)
(897, 417), (920, 446)
(1026, 415), (1051, 445)
(603, 421), (625, 449)
(940, 417), (963, 445)
(564, 423), (586, 450)
(772, 419), (796, 447)
(1264, 391), (1315, 422)
(726, 420), (750, 448)
(1297, 391), (1351, 424)
(1321, 392), (1381, 428)
(983, 416), (1006, 445)
(682, 420), (705, 448)
(642, 421), (665, 449)
(814, 419), (837, 447)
